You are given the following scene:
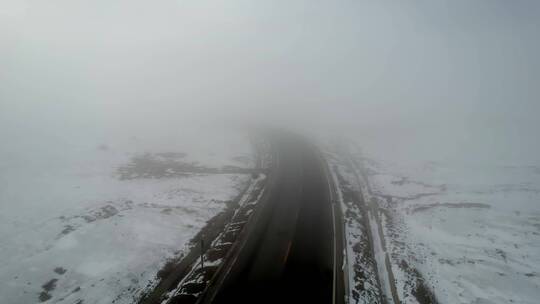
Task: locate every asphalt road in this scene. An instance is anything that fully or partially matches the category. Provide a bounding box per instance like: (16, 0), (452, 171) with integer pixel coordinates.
(200, 133), (342, 304)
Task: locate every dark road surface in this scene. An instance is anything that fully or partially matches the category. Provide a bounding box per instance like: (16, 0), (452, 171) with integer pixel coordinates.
(200, 133), (343, 304)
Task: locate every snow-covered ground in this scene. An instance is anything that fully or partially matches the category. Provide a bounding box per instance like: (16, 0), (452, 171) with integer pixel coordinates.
(319, 129), (540, 304)
(353, 142), (540, 304)
(0, 126), (254, 304)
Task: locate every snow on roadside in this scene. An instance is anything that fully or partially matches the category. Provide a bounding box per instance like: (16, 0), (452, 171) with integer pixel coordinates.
(0, 128), (254, 304)
(355, 147), (540, 304)
(325, 151), (383, 304)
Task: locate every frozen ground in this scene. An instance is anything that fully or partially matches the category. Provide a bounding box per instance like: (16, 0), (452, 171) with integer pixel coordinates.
(318, 131), (540, 304)
(351, 143), (540, 304)
(0, 127), (254, 304)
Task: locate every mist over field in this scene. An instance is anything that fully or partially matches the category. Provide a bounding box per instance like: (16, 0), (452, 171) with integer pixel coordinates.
(2, 0), (539, 164)
(1, 1), (539, 304)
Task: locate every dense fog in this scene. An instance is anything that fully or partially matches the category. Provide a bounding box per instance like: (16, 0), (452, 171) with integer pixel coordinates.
(2, 2), (540, 304)
(2, 0), (539, 164)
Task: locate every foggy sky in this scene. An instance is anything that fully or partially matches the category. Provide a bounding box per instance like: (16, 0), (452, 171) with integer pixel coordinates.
(1, 0), (539, 164)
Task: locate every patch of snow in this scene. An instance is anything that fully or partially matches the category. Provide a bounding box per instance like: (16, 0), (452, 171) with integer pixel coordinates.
(358, 147), (540, 304)
(0, 128), (253, 304)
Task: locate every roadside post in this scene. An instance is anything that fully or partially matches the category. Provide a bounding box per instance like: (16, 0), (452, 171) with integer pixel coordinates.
(200, 238), (205, 269)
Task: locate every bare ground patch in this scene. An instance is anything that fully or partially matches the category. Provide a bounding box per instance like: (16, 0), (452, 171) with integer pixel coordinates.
(116, 153), (261, 180)
(410, 202), (490, 214)
(39, 279), (58, 302)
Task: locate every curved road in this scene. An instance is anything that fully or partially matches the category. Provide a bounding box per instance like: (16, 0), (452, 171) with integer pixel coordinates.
(199, 133), (345, 304)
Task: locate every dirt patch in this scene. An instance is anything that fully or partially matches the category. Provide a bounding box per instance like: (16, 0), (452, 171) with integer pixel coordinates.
(400, 260), (439, 304)
(117, 153), (260, 180)
(411, 202), (490, 214)
(38, 292), (52, 302)
(391, 177), (446, 192)
(161, 208), (173, 215)
(38, 278), (58, 302)
(56, 200), (134, 238)
(54, 267), (67, 275)
(41, 279), (58, 292)
(60, 225), (75, 235)
(412, 280), (438, 304)
(82, 204), (119, 223)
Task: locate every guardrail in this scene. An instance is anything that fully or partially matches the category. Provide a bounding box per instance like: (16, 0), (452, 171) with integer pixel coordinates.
(319, 150), (350, 304)
(195, 142), (280, 304)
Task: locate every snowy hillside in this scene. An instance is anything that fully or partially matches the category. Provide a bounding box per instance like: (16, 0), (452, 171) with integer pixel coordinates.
(321, 131), (540, 304)
(343, 138), (540, 304)
(361, 156), (540, 304)
(0, 127), (255, 304)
